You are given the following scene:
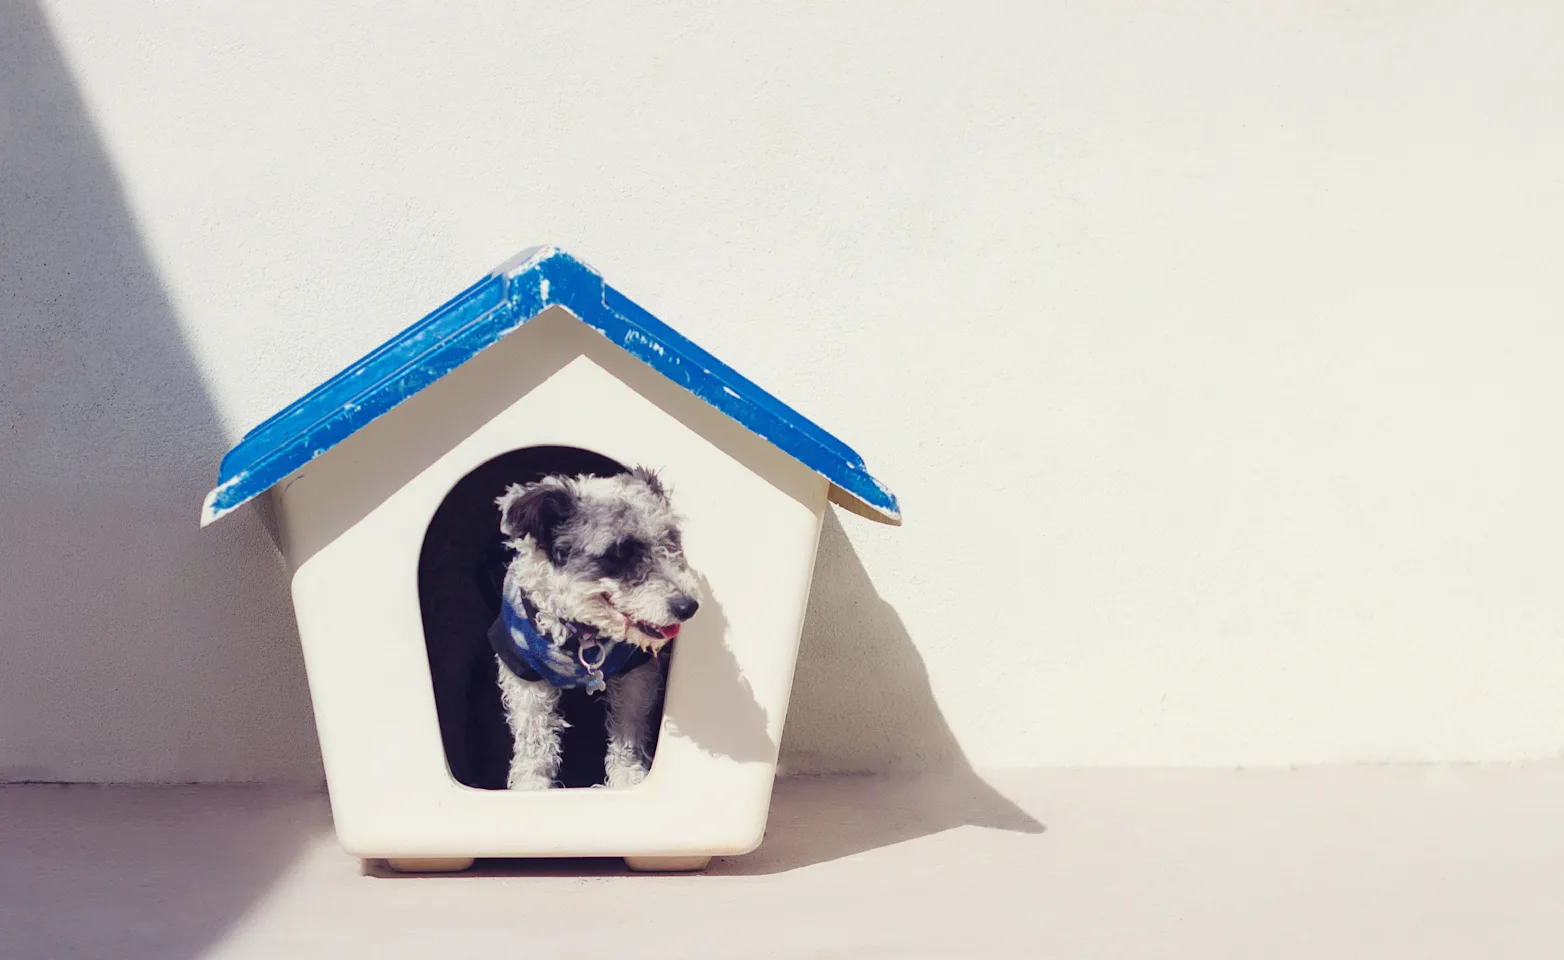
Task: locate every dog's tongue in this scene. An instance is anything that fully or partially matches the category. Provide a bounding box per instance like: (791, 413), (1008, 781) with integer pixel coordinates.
(659, 623), (681, 640)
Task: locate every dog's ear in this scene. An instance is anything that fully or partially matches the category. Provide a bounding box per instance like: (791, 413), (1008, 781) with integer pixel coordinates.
(496, 482), (576, 563)
(630, 465), (669, 502)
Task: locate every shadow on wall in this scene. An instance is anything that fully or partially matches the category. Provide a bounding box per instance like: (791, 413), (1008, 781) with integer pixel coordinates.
(0, 0), (317, 784)
(0, 3), (316, 956)
(757, 510), (1044, 872)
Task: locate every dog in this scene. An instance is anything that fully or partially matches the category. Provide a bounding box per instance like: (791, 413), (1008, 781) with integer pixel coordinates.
(487, 467), (700, 789)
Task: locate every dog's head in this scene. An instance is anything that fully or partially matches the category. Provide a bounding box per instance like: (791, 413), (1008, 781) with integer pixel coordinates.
(496, 467), (700, 650)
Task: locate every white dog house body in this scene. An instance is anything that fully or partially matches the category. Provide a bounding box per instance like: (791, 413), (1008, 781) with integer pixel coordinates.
(201, 247), (898, 871)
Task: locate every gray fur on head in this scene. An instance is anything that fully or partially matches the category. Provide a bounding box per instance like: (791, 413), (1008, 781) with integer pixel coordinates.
(495, 468), (701, 651)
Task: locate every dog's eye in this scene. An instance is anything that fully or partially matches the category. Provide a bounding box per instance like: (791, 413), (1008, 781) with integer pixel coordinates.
(598, 539), (643, 577)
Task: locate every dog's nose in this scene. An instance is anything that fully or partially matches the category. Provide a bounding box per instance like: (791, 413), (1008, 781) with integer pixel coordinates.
(670, 595), (700, 621)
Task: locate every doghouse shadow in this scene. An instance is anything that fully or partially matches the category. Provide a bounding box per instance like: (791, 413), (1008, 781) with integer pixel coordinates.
(719, 509), (1044, 874)
(0, 3), (317, 956)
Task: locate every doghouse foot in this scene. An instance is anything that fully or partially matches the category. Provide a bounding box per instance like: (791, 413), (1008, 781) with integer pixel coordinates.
(385, 857), (476, 874)
(624, 855), (712, 872)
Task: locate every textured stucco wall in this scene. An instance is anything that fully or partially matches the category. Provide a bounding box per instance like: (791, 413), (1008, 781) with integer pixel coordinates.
(4, 1), (1563, 783)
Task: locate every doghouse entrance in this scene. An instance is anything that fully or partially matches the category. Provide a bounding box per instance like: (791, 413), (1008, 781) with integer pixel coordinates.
(417, 445), (667, 789)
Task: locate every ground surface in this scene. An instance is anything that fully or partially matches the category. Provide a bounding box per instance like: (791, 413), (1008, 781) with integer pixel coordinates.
(3, 767), (1562, 959)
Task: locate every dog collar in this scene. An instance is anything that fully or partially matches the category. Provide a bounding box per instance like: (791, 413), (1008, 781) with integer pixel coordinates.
(489, 592), (657, 694)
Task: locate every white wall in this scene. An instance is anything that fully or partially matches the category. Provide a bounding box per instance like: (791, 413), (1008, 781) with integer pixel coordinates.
(4, 1), (1562, 782)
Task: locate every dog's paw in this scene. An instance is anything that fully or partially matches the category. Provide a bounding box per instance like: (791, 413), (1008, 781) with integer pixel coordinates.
(604, 761), (649, 789)
(506, 770), (556, 791)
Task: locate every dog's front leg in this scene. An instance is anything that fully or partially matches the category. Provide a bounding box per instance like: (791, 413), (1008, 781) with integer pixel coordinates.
(497, 663), (565, 790)
(604, 661), (662, 788)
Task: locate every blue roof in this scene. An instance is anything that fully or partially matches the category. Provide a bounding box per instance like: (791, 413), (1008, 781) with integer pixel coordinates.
(201, 247), (899, 526)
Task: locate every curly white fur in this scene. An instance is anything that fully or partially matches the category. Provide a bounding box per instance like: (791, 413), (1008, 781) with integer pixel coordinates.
(497, 667), (566, 789)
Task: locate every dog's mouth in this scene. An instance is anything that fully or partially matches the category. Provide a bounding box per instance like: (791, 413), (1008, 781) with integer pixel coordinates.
(599, 594), (682, 646)
(633, 620), (681, 642)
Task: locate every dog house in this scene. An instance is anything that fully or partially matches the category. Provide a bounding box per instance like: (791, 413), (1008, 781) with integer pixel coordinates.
(200, 246), (899, 872)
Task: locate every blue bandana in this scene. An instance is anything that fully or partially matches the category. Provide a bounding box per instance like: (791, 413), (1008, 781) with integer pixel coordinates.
(488, 593), (656, 694)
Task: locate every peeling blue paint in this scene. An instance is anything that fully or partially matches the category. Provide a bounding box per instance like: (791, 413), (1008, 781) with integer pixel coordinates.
(201, 247), (900, 526)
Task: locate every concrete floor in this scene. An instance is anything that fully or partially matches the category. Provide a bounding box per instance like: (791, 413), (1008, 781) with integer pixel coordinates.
(3, 767), (1562, 959)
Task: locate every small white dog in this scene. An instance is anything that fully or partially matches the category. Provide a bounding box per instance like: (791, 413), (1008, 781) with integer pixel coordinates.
(487, 467), (700, 789)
